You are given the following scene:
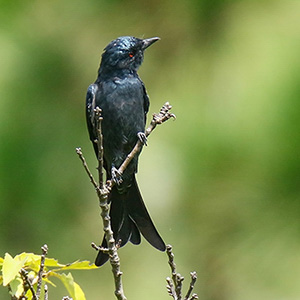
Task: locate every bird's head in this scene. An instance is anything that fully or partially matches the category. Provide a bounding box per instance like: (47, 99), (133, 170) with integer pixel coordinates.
(99, 36), (160, 75)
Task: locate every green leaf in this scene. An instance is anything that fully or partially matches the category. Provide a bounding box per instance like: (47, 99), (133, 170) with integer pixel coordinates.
(2, 253), (27, 286)
(50, 272), (86, 300)
(9, 276), (24, 298)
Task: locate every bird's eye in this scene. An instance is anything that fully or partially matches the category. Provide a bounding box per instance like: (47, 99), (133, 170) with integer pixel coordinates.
(129, 52), (134, 58)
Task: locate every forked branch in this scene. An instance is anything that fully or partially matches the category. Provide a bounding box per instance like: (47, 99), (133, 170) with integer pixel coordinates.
(76, 102), (175, 300)
(166, 245), (198, 300)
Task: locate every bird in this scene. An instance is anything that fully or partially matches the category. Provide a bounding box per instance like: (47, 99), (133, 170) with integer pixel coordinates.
(86, 36), (166, 266)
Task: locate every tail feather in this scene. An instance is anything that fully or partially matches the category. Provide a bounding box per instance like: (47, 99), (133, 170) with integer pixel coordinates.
(95, 175), (165, 267)
(127, 177), (166, 251)
(129, 221), (141, 245)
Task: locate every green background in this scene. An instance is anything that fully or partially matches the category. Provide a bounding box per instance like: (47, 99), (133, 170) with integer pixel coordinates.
(1, 0), (299, 299)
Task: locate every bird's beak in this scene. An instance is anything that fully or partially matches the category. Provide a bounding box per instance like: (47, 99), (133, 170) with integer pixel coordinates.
(142, 37), (160, 50)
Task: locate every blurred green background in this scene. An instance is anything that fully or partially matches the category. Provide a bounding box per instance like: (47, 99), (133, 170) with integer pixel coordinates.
(0, 0), (299, 299)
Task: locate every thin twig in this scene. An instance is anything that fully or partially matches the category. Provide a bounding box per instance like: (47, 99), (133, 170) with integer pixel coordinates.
(95, 107), (127, 300)
(95, 107), (105, 189)
(20, 268), (37, 300)
(44, 284), (48, 300)
(36, 244), (48, 299)
(117, 102), (175, 177)
(166, 245), (179, 293)
(176, 273), (184, 299)
(184, 272), (197, 300)
(76, 148), (98, 189)
(166, 245), (198, 300)
(167, 245), (184, 300)
(166, 277), (177, 299)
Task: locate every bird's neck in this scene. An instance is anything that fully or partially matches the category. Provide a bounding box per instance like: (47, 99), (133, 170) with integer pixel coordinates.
(97, 66), (137, 81)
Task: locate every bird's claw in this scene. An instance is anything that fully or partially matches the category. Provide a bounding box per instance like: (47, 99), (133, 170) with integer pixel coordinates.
(137, 132), (147, 146)
(111, 167), (123, 185)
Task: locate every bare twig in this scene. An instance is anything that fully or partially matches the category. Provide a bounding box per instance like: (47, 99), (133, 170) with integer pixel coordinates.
(184, 272), (197, 300)
(117, 102), (175, 177)
(20, 268), (37, 300)
(95, 107), (105, 189)
(166, 277), (177, 299)
(166, 245), (198, 300)
(166, 245), (183, 299)
(44, 284), (48, 300)
(36, 244), (48, 299)
(76, 148), (98, 189)
(94, 108), (126, 300)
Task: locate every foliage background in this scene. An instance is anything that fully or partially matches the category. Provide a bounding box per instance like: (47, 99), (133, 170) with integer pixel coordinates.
(0, 0), (299, 299)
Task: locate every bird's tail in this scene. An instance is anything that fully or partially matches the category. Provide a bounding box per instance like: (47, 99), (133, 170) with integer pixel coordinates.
(95, 176), (166, 266)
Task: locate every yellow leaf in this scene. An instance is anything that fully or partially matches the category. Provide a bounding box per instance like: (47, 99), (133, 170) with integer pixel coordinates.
(15, 252), (41, 272)
(2, 253), (27, 286)
(50, 272), (86, 300)
(43, 257), (65, 267)
(25, 288), (33, 300)
(56, 260), (97, 271)
(74, 281), (86, 300)
(43, 277), (56, 287)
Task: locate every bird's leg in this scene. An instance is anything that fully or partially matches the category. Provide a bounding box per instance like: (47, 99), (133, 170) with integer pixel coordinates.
(111, 165), (123, 185)
(137, 132), (147, 146)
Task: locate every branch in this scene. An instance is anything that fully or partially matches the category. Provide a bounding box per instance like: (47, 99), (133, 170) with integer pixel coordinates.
(44, 284), (48, 300)
(184, 272), (197, 300)
(95, 107), (105, 189)
(36, 244), (48, 299)
(117, 102), (175, 178)
(77, 102), (175, 300)
(20, 268), (37, 300)
(95, 108), (127, 300)
(166, 245), (184, 299)
(75, 148), (98, 189)
(166, 245), (198, 300)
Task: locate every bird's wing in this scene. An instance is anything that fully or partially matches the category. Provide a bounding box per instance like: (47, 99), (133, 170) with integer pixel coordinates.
(141, 81), (150, 121)
(86, 83), (99, 152)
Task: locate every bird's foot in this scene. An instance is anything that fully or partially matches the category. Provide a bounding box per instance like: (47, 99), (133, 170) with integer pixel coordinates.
(137, 132), (147, 146)
(111, 167), (123, 185)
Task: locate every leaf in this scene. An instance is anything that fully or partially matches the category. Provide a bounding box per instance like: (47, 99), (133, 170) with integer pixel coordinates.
(2, 253), (27, 286)
(0, 275), (3, 285)
(25, 288), (33, 300)
(73, 281), (86, 300)
(50, 272), (86, 300)
(43, 277), (56, 287)
(56, 260), (98, 271)
(15, 253), (65, 273)
(15, 252), (41, 273)
(9, 276), (24, 298)
(43, 257), (65, 268)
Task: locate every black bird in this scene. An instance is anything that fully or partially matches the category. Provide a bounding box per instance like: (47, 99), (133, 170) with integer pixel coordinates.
(86, 36), (166, 266)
